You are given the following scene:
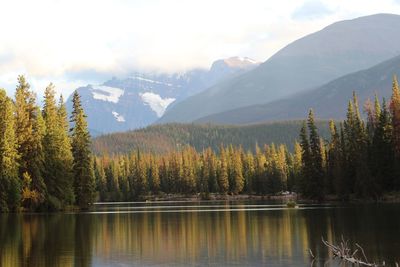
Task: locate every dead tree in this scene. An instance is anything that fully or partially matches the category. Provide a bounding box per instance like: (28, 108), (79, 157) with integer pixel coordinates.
(322, 236), (385, 266)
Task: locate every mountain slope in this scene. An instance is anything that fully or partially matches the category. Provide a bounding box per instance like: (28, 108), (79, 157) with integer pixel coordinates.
(195, 54), (400, 124)
(92, 121), (332, 155)
(159, 14), (400, 123)
(66, 57), (259, 135)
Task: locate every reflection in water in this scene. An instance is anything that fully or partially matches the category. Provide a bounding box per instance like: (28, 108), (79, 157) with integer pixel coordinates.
(0, 203), (399, 266)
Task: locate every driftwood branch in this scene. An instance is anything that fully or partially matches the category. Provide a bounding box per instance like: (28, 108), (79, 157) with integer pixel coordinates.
(322, 237), (380, 266)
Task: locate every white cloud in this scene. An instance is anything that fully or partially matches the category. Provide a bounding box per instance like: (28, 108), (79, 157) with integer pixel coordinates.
(1, 0), (400, 98)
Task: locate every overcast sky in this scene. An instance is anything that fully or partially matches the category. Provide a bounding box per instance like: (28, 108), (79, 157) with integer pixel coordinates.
(1, 0), (400, 98)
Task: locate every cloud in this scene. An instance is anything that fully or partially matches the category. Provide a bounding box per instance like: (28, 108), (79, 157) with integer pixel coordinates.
(292, 1), (333, 20)
(1, 0), (400, 98)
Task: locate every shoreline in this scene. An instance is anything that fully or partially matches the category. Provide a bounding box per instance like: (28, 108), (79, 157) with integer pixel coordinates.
(100, 191), (400, 204)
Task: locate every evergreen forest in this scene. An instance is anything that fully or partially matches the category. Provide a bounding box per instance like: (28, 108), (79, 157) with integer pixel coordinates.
(1, 76), (400, 211)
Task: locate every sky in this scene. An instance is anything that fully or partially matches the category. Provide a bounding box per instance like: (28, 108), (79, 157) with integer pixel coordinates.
(1, 0), (400, 99)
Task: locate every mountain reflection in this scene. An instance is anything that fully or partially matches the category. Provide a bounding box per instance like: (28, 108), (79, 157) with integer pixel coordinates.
(0, 203), (399, 266)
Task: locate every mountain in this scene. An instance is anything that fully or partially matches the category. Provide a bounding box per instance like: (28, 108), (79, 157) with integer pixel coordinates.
(158, 14), (400, 123)
(195, 54), (400, 124)
(66, 57), (259, 135)
(92, 121), (332, 155)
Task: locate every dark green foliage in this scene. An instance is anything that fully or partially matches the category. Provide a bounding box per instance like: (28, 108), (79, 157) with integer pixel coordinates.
(70, 91), (95, 209)
(43, 84), (74, 208)
(92, 121), (332, 155)
(14, 76), (47, 209)
(0, 90), (20, 211)
(1, 76), (400, 210)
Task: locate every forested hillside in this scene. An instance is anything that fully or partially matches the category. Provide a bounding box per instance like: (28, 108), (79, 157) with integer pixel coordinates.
(93, 79), (400, 201)
(92, 121), (332, 155)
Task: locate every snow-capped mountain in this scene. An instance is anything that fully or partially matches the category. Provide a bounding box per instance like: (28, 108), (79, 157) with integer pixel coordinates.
(67, 57), (259, 135)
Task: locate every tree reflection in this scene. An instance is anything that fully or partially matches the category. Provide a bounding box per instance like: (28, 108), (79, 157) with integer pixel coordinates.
(0, 204), (398, 266)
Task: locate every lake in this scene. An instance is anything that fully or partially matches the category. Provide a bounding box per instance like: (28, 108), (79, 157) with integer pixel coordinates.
(0, 201), (399, 266)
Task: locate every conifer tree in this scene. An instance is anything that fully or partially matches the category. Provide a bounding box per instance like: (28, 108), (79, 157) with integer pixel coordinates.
(253, 144), (267, 194)
(327, 120), (343, 195)
(231, 149), (244, 194)
(148, 155), (160, 194)
(291, 141), (302, 192)
(43, 84), (74, 208)
(0, 90), (20, 211)
(347, 93), (372, 196)
(135, 151), (148, 197)
(299, 111), (324, 199)
(217, 146), (229, 194)
(390, 76), (400, 187)
(199, 153), (210, 196)
(242, 152), (254, 193)
(14, 76), (46, 209)
(371, 99), (394, 194)
(207, 149), (219, 193)
(70, 91), (95, 209)
(391, 76), (400, 156)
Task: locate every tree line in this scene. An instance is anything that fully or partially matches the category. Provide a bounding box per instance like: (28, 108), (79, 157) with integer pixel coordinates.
(1, 76), (400, 210)
(93, 78), (400, 201)
(0, 76), (94, 211)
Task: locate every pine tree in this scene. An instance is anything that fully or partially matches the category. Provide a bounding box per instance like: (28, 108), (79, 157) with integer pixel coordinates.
(14, 76), (46, 209)
(231, 149), (244, 194)
(291, 141), (302, 192)
(242, 152), (254, 193)
(299, 111), (324, 199)
(327, 120), (343, 195)
(206, 148), (218, 193)
(199, 153), (210, 196)
(148, 155), (160, 194)
(254, 144), (267, 194)
(371, 99), (394, 195)
(391, 76), (400, 156)
(0, 90), (20, 211)
(70, 91), (95, 209)
(345, 93), (372, 197)
(57, 95), (75, 202)
(43, 84), (74, 208)
(134, 151), (148, 197)
(217, 146), (229, 194)
(308, 110), (324, 199)
(390, 76), (400, 187)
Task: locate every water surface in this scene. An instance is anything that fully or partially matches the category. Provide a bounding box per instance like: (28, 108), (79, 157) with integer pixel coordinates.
(1, 201), (399, 266)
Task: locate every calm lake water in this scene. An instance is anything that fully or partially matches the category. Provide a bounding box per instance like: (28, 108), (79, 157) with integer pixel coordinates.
(0, 201), (399, 266)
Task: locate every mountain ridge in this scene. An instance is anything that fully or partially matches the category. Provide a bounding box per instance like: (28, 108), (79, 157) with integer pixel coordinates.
(194, 53), (400, 124)
(158, 13), (400, 123)
(66, 56), (259, 135)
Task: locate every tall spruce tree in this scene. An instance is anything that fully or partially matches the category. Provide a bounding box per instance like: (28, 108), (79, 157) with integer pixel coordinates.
(371, 99), (394, 195)
(307, 109), (324, 199)
(70, 91), (95, 209)
(43, 84), (74, 208)
(14, 76), (46, 209)
(0, 90), (20, 211)
(390, 76), (400, 187)
(231, 149), (244, 194)
(327, 120), (343, 196)
(217, 146), (229, 194)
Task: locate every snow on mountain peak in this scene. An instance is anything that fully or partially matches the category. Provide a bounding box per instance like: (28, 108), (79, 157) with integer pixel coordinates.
(139, 92), (176, 117)
(91, 85), (124, 103)
(130, 76), (175, 87)
(112, 111), (125, 122)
